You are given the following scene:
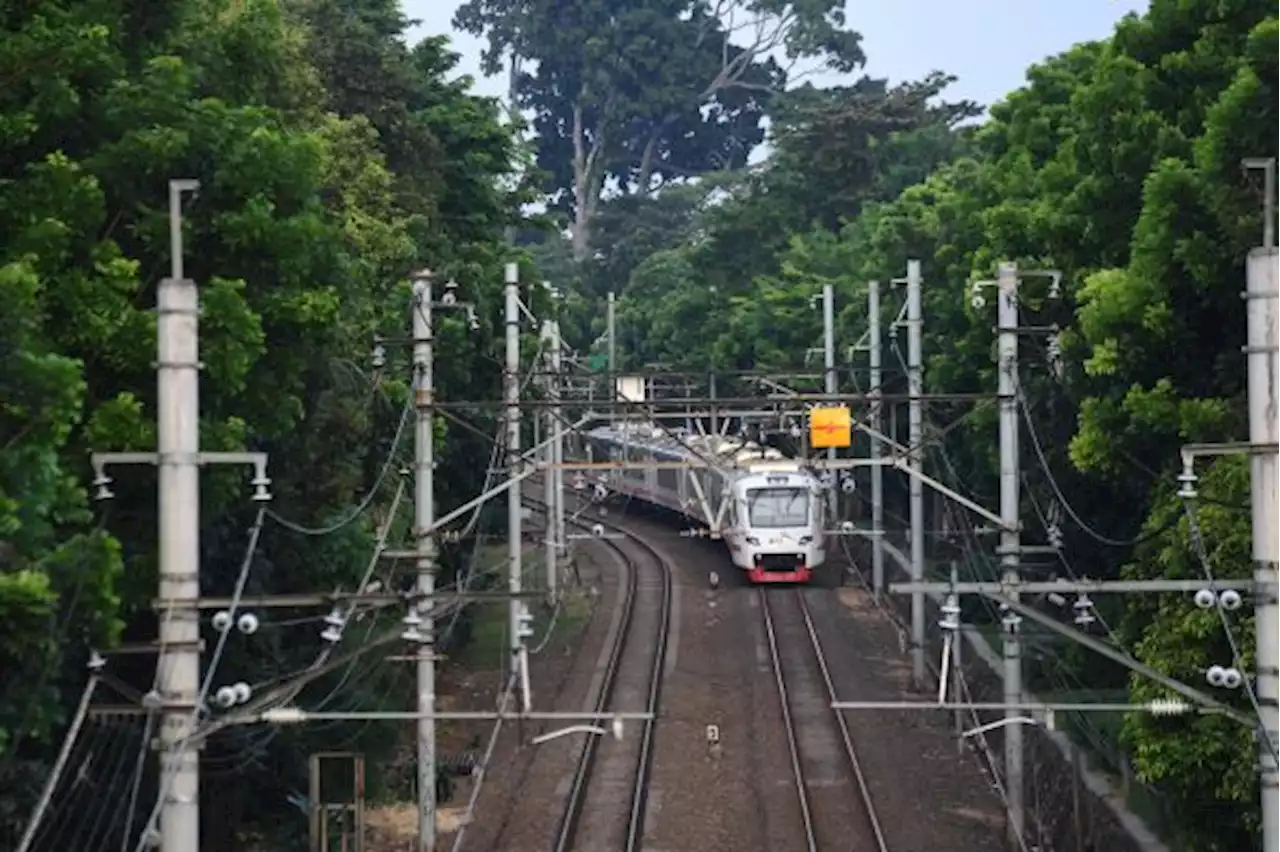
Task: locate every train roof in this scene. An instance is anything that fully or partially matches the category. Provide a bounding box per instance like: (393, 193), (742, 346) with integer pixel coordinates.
(587, 423), (809, 475)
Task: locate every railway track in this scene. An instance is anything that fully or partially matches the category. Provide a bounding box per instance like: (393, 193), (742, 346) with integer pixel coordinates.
(760, 587), (889, 852)
(523, 493), (673, 852)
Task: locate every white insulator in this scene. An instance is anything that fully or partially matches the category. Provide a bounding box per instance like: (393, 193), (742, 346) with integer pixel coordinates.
(214, 686), (237, 708)
(211, 610), (233, 632)
(1194, 588), (1216, 609)
(1207, 665), (1227, 687)
(237, 612), (259, 635)
(1219, 589), (1243, 611)
(1222, 667), (1243, 689)
(1147, 698), (1191, 717)
(231, 682), (252, 704)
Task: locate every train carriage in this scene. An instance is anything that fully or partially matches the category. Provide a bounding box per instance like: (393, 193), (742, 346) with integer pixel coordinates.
(581, 424), (827, 583)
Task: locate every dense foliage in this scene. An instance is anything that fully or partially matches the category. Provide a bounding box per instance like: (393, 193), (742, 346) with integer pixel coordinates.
(496, 0), (1273, 848)
(2, 0), (1274, 849)
(0, 0), (528, 847)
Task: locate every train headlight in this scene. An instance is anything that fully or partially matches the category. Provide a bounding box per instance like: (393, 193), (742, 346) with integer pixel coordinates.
(798, 536), (813, 545)
(746, 537), (760, 546)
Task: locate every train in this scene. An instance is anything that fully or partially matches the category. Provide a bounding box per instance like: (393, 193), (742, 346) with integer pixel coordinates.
(580, 423), (828, 583)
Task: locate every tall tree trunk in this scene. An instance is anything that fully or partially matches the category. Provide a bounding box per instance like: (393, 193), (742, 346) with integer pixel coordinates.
(570, 102), (605, 262)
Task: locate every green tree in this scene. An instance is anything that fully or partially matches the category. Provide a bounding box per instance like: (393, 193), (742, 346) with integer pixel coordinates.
(0, 1), (525, 846)
(454, 0), (862, 259)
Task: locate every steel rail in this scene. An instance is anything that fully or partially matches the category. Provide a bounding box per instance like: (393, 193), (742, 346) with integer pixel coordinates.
(760, 589), (819, 852)
(796, 590), (890, 851)
(761, 588), (891, 852)
(537, 494), (673, 852)
(621, 516), (671, 852)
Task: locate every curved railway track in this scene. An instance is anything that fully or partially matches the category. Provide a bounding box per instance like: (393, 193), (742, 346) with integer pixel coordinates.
(523, 492), (673, 852)
(760, 587), (889, 852)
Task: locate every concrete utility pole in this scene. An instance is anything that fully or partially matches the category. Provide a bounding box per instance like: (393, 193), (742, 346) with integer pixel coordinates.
(996, 260), (1025, 848)
(505, 265), (524, 689)
(607, 291), (617, 422)
(905, 260), (926, 686)
(542, 315), (564, 600)
(158, 178), (202, 852)
(868, 280), (885, 597)
(551, 320), (566, 585)
(1246, 246), (1279, 850)
(410, 271), (438, 852)
(92, 181), (272, 852)
(822, 284), (838, 518)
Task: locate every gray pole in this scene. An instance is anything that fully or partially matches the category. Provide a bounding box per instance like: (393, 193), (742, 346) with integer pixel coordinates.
(905, 260), (926, 686)
(551, 319), (566, 591)
(502, 48), (520, 247)
(1246, 247), (1279, 850)
(996, 260), (1024, 847)
(708, 371), (718, 435)
(868, 280), (884, 596)
(822, 284), (838, 518)
(607, 291), (617, 422)
(159, 178), (201, 852)
(411, 271), (437, 852)
(505, 265), (523, 686)
(542, 319), (557, 599)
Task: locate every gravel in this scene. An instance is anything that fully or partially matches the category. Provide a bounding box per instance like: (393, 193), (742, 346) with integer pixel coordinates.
(453, 502), (1009, 852)
(448, 539), (626, 852)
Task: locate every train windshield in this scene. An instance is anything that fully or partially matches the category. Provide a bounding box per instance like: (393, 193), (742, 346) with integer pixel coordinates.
(746, 488), (810, 528)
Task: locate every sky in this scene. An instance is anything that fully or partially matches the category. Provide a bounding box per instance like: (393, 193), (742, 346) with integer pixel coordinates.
(402, 0), (1150, 113)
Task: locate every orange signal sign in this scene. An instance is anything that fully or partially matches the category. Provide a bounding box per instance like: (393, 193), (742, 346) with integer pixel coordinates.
(809, 405), (851, 449)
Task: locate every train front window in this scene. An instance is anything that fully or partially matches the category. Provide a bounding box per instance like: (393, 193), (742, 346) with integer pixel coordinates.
(747, 488), (809, 528)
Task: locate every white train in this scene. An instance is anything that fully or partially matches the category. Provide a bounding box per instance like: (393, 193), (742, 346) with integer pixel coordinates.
(580, 423), (827, 583)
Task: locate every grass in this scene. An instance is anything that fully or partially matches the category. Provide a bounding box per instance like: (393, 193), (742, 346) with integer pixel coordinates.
(449, 543), (594, 672)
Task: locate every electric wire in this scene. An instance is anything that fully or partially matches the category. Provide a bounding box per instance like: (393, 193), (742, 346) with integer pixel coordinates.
(836, 500), (1032, 852)
(63, 718), (144, 852)
(266, 396), (412, 536)
(1015, 382), (1179, 547)
(28, 717), (146, 852)
(199, 482), (413, 765)
(130, 506), (267, 851)
(1180, 498), (1278, 761)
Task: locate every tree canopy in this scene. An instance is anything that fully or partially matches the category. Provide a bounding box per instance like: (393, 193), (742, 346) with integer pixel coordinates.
(454, 0), (864, 259)
(543, 0), (1276, 847)
(1, 0), (1275, 849)
(0, 0), (526, 846)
